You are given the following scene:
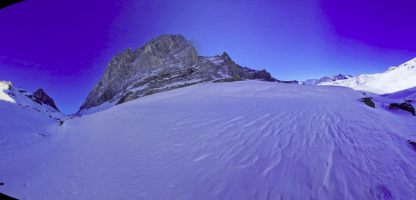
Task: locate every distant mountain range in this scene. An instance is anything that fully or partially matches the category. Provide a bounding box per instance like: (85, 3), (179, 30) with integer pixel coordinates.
(303, 74), (353, 85)
(321, 58), (416, 94)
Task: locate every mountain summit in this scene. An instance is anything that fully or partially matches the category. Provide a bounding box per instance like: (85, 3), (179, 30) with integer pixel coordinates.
(29, 89), (60, 111)
(79, 34), (279, 112)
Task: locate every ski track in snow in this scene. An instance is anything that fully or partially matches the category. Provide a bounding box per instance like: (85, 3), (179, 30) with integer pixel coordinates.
(1, 81), (416, 199)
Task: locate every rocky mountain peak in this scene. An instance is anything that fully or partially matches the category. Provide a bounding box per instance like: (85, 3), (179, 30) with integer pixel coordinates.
(220, 52), (232, 61)
(30, 89), (60, 111)
(79, 34), (281, 113)
(144, 34), (189, 53)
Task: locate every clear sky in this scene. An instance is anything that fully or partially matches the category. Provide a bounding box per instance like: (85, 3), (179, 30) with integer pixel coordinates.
(0, 0), (415, 114)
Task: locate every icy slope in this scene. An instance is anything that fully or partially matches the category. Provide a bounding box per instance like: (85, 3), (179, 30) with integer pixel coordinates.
(1, 81), (416, 199)
(321, 58), (416, 94)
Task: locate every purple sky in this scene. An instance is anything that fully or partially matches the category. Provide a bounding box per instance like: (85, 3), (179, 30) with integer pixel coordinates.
(1, 0), (415, 114)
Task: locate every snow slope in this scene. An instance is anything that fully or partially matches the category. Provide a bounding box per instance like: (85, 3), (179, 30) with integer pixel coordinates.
(382, 87), (416, 101)
(0, 81), (64, 150)
(321, 58), (416, 94)
(0, 98), (62, 150)
(1, 81), (415, 199)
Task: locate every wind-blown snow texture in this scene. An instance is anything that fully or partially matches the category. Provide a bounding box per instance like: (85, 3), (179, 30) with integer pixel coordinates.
(321, 58), (416, 94)
(1, 81), (415, 199)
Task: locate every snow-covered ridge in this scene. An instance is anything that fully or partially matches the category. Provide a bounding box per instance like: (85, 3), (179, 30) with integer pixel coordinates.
(321, 57), (416, 94)
(303, 74), (353, 85)
(0, 80), (64, 120)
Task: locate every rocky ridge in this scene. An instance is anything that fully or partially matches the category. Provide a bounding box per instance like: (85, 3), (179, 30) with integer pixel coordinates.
(0, 80), (63, 120)
(79, 34), (289, 112)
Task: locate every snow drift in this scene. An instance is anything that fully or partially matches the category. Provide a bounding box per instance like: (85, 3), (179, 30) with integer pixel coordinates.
(1, 81), (415, 199)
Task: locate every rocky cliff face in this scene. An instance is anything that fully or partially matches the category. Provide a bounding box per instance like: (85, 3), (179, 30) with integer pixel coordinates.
(80, 34), (279, 112)
(29, 89), (60, 111)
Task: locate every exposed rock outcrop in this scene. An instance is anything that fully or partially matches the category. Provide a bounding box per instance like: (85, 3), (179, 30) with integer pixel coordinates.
(28, 89), (60, 111)
(408, 140), (416, 150)
(389, 100), (415, 115)
(80, 34), (282, 112)
(360, 97), (375, 108)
